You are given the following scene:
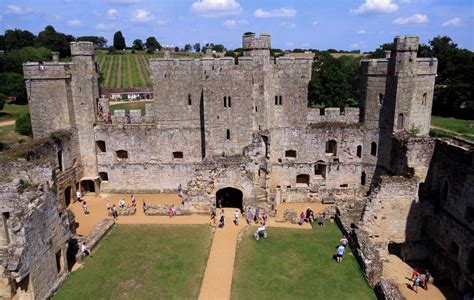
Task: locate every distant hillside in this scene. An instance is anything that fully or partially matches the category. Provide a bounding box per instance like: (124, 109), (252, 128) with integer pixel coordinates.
(96, 50), (203, 89)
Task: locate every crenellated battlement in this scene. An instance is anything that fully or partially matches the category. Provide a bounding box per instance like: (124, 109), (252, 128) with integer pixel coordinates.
(307, 107), (360, 124)
(242, 32), (271, 50)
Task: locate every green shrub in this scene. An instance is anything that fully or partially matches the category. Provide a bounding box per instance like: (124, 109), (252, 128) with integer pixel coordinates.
(0, 93), (5, 110)
(15, 112), (32, 136)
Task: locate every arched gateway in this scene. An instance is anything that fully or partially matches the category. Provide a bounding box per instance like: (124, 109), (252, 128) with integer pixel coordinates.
(216, 187), (243, 212)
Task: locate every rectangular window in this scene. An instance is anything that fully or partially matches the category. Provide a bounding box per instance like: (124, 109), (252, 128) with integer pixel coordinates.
(228, 96), (231, 107)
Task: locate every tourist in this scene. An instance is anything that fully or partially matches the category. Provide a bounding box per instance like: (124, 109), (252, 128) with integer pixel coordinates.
(76, 190), (82, 202)
(219, 209), (225, 228)
(178, 184), (183, 197)
(211, 205), (216, 223)
(262, 212), (268, 226)
(424, 270), (431, 290)
(119, 199), (125, 209)
(340, 236), (349, 247)
(131, 195), (136, 206)
(336, 244), (345, 263)
(247, 206), (253, 225)
(167, 205), (173, 218)
(142, 199), (147, 211)
(107, 112), (112, 124)
(411, 268), (419, 282)
(82, 201), (89, 215)
(126, 114), (132, 124)
(106, 199), (110, 211)
(234, 209), (239, 225)
(218, 197), (223, 209)
(412, 274), (420, 293)
(298, 211), (305, 225)
(306, 207), (314, 224)
(81, 242), (90, 257)
(319, 212), (326, 227)
(111, 205), (118, 220)
(254, 207), (260, 224)
(171, 204), (176, 216)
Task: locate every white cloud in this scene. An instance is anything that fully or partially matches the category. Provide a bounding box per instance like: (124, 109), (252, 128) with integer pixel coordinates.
(350, 41), (366, 49)
(132, 9), (154, 22)
(6, 5), (32, 15)
(350, 0), (398, 15)
(280, 22), (296, 29)
(96, 23), (115, 31)
(442, 17), (461, 27)
(156, 19), (169, 26)
(393, 14), (428, 25)
(222, 19), (248, 29)
(254, 7), (296, 18)
(107, 0), (140, 4)
(312, 21), (320, 26)
(191, 0), (243, 17)
(357, 29), (366, 34)
(67, 19), (83, 26)
(107, 9), (118, 19)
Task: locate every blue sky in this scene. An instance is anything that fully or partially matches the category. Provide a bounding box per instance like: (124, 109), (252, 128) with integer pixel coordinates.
(1, 0), (473, 51)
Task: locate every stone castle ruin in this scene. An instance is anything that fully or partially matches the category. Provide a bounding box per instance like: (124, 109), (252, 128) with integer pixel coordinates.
(0, 32), (471, 298)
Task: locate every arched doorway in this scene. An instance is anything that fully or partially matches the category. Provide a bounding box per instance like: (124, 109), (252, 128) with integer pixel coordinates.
(216, 187), (243, 212)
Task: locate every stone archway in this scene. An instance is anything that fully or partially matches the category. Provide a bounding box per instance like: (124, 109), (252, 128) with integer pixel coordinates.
(216, 187), (243, 212)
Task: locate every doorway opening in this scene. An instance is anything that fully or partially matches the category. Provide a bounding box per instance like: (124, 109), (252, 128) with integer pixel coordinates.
(216, 187), (243, 212)
(64, 186), (71, 207)
(81, 180), (95, 193)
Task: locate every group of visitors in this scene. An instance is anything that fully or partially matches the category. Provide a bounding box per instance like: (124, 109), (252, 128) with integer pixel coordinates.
(298, 208), (326, 226)
(246, 206), (267, 225)
(211, 205), (268, 229)
(167, 204), (177, 217)
(410, 268), (431, 293)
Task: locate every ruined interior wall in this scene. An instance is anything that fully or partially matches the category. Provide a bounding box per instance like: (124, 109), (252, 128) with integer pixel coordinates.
(420, 139), (474, 291)
(0, 138), (76, 299)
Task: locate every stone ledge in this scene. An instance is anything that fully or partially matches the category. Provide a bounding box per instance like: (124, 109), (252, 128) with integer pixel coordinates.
(75, 218), (114, 263)
(107, 206), (136, 216)
(144, 204), (192, 216)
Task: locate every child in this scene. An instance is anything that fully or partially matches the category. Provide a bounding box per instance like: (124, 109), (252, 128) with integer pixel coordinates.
(234, 209), (239, 225)
(82, 201), (89, 215)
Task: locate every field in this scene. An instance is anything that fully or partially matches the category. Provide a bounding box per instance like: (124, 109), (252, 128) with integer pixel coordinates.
(109, 100), (153, 116)
(430, 116), (474, 141)
(0, 103), (29, 122)
(96, 50), (203, 89)
(231, 222), (376, 299)
(54, 224), (212, 299)
(0, 104), (31, 147)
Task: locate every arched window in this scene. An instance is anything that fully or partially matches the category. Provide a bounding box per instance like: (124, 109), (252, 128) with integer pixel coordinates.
(285, 150), (297, 158)
(361, 171), (366, 186)
(422, 92), (427, 106)
(326, 140), (337, 156)
(370, 142), (377, 156)
(99, 172), (108, 181)
(96, 140), (106, 153)
(226, 129), (230, 140)
(188, 94), (192, 105)
(116, 150), (128, 159)
(357, 145), (362, 158)
(397, 113), (404, 130)
(296, 174), (310, 186)
(314, 161), (326, 179)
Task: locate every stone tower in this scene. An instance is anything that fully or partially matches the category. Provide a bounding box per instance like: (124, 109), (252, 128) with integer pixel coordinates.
(242, 32), (271, 58)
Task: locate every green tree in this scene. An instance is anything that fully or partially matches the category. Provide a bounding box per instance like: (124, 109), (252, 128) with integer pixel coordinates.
(3, 29), (36, 50)
(132, 39), (143, 50)
(15, 112), (32, 137)
(367, 43), (394, 58)
(0, 72), (28, 104)
(113, 31), (126, 50)
(184, 44), (192, 52)
(77, 36), (107, 48)
(308, 52), (359, 108)
(193, 42), (200, 52)
(0, 47), (50, 73)
(36, 25), (73, 57)
(145, 37), (161, 51)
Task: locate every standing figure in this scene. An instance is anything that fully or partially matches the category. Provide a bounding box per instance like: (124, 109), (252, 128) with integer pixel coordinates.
(412, 274), (420, 293)
(424, 270), (431, 290)
(178, 184), (183, 197)
(131, 195), (136, 206)
(219, 209), (225, 228)
(298, 212), (305, 225)
(234, 209), (239, 225)
(262, 212), (268, 226)
(81, 242), (90, 257)
(336, 245), (345, 263)
(210, 205), (217, 224)
(247, 207), (253, 225)
(76, 190), (82, 202)
(111, 205), (118, 220)
(319, 212), (326, 226)
(82, 201), (89, 215)
(254, 207), (260, 224)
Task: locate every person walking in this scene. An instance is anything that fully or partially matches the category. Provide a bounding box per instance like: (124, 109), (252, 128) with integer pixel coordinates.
(412, 274), (420, 293)
(262, 212), (268, 226)
(111, 205), (118, 220)
(178, 184), (183, 197)
(424, 270), (431, 290)
(234, 209), (239, 225)
(211, 205), (216, 224)
(219, 209), (225, 228)
(254, 207), (260, 224)
(76, 190), (82, 202)
(247, 206), (253, 225)
(82, 201), (89, 215)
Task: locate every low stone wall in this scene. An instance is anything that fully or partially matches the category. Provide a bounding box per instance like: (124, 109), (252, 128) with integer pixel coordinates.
(76, 218), (114, 263)
(374, 279), (404, 300)
(144, 204), (192, 216)
(107, 206), (136, 216)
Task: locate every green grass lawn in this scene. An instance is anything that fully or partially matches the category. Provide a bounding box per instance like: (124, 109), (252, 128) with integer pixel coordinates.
(54, 224), (212, 299)
(109, 100), (153, 116)
(0, 103), (29, 121)
(231, 222), (376, 300)
(431, 116), (474, 141)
